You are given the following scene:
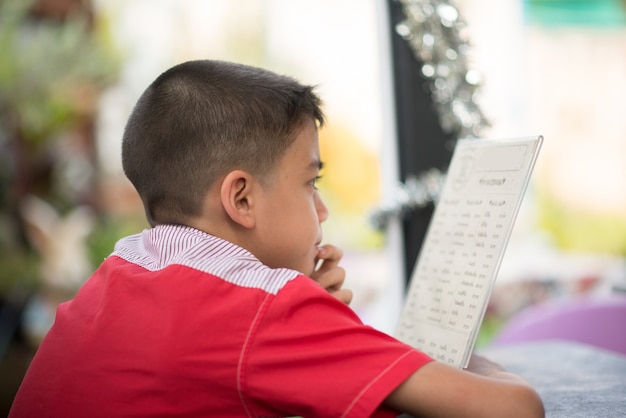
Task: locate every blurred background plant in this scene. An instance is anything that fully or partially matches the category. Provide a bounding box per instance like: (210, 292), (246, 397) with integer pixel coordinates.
(0, 0), (121, 296)
(0, 4), (128, 408)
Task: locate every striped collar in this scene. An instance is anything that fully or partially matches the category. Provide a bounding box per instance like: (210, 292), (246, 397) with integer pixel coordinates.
(112, 224), (301, 295)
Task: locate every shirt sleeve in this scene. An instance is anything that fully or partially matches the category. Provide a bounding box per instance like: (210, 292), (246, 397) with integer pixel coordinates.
(239, 275), (433, 418)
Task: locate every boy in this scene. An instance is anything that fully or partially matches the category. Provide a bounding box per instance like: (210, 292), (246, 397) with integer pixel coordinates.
(10, 60), (543, 417)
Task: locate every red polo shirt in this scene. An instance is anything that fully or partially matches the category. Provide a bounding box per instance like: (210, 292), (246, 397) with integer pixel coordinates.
(10, 225), (431, 417)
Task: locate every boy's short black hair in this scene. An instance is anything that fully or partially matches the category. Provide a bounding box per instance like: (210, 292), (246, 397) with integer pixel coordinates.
(122, 60), (325, 226)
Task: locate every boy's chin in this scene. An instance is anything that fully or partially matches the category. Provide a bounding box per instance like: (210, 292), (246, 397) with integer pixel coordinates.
(298, 262), (316, 278)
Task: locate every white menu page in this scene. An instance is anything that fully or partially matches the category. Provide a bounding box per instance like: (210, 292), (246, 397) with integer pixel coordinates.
(396, 136), (543, 368)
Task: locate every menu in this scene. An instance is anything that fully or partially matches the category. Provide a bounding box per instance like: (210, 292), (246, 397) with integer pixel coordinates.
(395, 136), (543, 368)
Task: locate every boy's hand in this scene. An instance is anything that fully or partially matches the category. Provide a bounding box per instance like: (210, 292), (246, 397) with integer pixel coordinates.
(466, 353), (506, 376)
(466, 353), (531, 384)
(310, 244), (353, 305)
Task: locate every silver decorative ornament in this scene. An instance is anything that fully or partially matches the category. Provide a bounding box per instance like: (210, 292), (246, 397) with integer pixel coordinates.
(394, 0), (489, 140)
(370, 0), (489, 229)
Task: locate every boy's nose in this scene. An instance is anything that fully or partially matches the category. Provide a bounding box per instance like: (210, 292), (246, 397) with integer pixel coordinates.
(316, 193), (329, 223)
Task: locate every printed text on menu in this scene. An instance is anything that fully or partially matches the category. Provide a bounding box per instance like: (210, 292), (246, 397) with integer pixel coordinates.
(396, 137), (542, 368)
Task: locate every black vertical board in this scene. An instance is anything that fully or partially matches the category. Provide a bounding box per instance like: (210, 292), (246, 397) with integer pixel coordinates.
(387, 0), (454, 285)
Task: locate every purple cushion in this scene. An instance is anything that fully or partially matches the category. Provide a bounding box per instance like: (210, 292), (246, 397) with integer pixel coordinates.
(492, 295), (626, 356)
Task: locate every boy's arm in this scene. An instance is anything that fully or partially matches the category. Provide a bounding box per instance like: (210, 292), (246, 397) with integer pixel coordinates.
(384, 354), (545, 418)
(311, 244), (543, 416)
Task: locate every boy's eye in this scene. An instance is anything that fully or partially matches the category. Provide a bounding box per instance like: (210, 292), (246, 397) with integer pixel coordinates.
(310, 176), (322, 189)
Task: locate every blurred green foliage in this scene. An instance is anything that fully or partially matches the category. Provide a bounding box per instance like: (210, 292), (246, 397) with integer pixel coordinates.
(538, 189), (626, 255)
(86, 215), (148, 271)
(0, 0), (120, 293)
(0, 0), (119, 143)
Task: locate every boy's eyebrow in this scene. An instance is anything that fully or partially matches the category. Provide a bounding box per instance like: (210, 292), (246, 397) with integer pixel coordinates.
(309, 159), (324, 171)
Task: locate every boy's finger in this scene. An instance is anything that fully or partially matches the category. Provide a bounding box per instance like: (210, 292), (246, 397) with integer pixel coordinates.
(329, 288), (353, 305)
(315, 244), (343, 271)
(313, 266), (346, 290)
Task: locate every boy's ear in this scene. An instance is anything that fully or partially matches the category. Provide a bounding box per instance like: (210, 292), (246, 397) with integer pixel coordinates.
(220, 170), (256, 229)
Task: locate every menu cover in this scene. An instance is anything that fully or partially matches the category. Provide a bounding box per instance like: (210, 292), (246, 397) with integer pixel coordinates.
(396, 136), (543, 368)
